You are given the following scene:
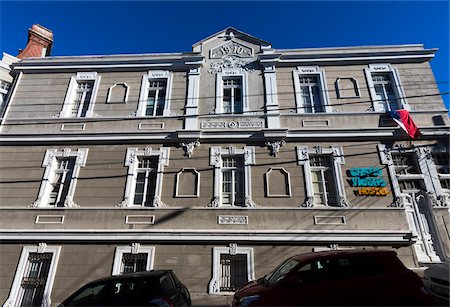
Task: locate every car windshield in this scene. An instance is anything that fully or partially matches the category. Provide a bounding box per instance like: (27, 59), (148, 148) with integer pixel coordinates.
(264, 258), (300, 286)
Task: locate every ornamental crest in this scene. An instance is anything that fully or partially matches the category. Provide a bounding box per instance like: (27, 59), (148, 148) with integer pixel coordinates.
(210, 41), (253, 59)
(208, 56), (252, 74)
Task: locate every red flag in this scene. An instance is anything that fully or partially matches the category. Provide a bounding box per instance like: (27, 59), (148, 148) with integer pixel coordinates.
(388, 110), (421, 139)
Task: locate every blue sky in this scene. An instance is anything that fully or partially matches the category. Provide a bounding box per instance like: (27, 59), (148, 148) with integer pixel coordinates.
(1, 1), (449, 109)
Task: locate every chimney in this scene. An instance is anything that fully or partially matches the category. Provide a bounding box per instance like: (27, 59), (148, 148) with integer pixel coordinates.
(17, 24), (53, 59)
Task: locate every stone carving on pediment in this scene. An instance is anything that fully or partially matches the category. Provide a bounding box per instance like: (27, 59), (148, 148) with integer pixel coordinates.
(210, 41), (253, 59)
(180, 140), (200, 158)
(266, 140), (286, 157)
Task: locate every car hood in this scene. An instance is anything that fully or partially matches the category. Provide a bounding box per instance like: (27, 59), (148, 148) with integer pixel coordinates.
(424, 261), (450, 282)
(235, 280), (269, 298)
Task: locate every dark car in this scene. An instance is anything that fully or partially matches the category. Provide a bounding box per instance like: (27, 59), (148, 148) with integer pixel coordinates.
(423, 261), (450, 302)
(232, 249), (437, 306)
(59, 270), (191, 306)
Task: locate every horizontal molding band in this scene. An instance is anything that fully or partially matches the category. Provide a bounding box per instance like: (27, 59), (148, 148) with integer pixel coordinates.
(0, 229), (414, 244)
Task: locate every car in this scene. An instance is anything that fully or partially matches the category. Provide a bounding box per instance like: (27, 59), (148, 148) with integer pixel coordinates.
(232, 249), (437, 306)
(423, 261), (450, 302)
(58, 270), (191, 306)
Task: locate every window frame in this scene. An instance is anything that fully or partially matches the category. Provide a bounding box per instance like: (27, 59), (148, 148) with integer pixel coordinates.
(215, 68), (248, 115)
(120, 147), (170, 207)
(137, 70), (173, 117)
(293, 66), (330, 114)
(297, 145), (349, 207)
(31, 148), (88, 208)
(365, 64), (409, 112)
(60, 72), (101, 118)
(208, 245), (255, 295)
(5, 244), (61, 307)
(209, 146), (257, 207)
(112, 244), (155, 275)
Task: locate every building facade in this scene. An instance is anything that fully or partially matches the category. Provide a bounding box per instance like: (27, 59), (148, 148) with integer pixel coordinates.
(1, 27), (449, 306)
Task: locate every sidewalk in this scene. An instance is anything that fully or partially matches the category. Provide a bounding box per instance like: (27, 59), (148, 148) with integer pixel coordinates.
(190, 293), (233, 306)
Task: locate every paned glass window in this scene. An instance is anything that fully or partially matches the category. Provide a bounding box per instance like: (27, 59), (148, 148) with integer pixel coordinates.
(299, 76), (324, 113)
(392, 153), (422, 191)
(223, 77), (243, 114)
(18, 253), (52, 307)
(310, 155), (337, 206)
(371, 73), (398, 111)
(219, 254), (248, 292)
(433, 153), (450, 190)
(71, 81), (94, 117)
(133, 157), (158, 206)
(146, 80), (166, 116)
(221, 156), (244, 206)
(48, 158), (76, 207)
(0, 80), (11, 110)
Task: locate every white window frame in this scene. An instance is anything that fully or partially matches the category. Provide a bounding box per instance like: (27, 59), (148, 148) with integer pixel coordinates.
(335, 77), (360, 98)
(0, 79), (11, 110)
(297, 145), (349, 207)
(107, 82), (129, 104)
(137, 70), (173, 117)
(175, 168), (200, 198)
(60, 72), (101, 118)
(120, 147), (170, 207)
(293, 66), (331, 113)
(430, 150), (450, 196)
(5, 244), (61, 307)
(365, 64), (409, 112)
(208, 244), (255, 295)
(215, 68), (248, 115)
(209, 146), (257, 207)
(265, 167), (292, 197)
(112, 244), (155, 275)
(31, 148), (88, 208)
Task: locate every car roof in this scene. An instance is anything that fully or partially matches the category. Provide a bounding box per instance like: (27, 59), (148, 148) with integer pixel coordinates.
(289, 249), (397, 262)
(85, 270), (172, 285)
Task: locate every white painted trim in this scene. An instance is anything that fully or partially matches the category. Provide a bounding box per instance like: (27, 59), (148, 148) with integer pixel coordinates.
(0, 71), (23, 133)
(107, 83), (129, 104)
(112, 245), (155, 275)
(4, 245), (61, 307)
(209, 146), (256, 207)
(365, 63), (409, 112)
(35, 215), (65, 224)
(121, 147), (170, 207)
(185, 68), (200, 130)
(137, 70), (173, 117)
(32, 148), (89, 208)
(265, 167), (292, 197)
(293, 66), (331, 113)
(335, 77), (360, 98)
(263, 66), (280, 129)
(215, 68), (248, 114)
(297, 145), (349, 207)
(60, 72), (101, 118)
(175, 168), (200, 197)
(209, 245), (255, 294)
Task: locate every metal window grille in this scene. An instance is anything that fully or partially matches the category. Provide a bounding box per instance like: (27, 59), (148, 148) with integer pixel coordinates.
(219, 254), (248, 292)
(221, 156), (244, 206)
(133, 157), (158, 206)
(71, 81), (94, 117)
(299, 76), (324, 113)
(146, 80), (166, 116)
(18, 253), (53, 307)
(48, 158), (76, 207)
(371, 73), (398, 111)
(310, 155), (337, 206)
(121, 253), (148, 273)
(222, 77), (243, 114)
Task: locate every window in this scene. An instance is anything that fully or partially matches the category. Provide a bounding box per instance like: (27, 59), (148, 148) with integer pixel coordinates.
(297, 146), (349, 207)
(365, 64), (409, 112)
(392, 153), (423, 191)
(5, 245), (61, 307)
(222, 77), (243, 114)
(60, 72), (100, 118)
(432, 153), (450, 191)
(120, 147), (169, 207)
(209, 245), (255, 294)
(31, 148), (88, 208)
(310, 155), (338, 206)
(209, 146), (257, 207)
(215, 69), (248, 115)
(293, 66), (330, 113)
(0, 79), (11, 111)
(137, 71), (172, 117)
(112, 245), (154, 275)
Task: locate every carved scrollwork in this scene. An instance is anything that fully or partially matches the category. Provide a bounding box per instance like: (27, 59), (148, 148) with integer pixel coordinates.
(244, 197), (259, 207)
(266, 140), (286, 157)
(437, 194), (450, 207)
(300, 197), (314, 208)
(206, 197), (220, 208)
(180, 141), (200, 158)
(208, 56), (253, 74)
(337, 196), (351, 207)
(64, 196), (79, 208)
(152, 196), (167, 207)
(229, 243), (238, 255)
(131, 243), (140, 254)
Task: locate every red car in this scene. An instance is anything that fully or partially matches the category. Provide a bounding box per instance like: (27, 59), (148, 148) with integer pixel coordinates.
(232, 249), (437, 306)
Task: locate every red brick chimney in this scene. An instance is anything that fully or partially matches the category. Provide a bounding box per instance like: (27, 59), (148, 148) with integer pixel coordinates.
(17, 24), (53, 59)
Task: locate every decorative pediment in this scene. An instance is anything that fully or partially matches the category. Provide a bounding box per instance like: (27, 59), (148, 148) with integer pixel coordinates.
(210, 41), (253, 59)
